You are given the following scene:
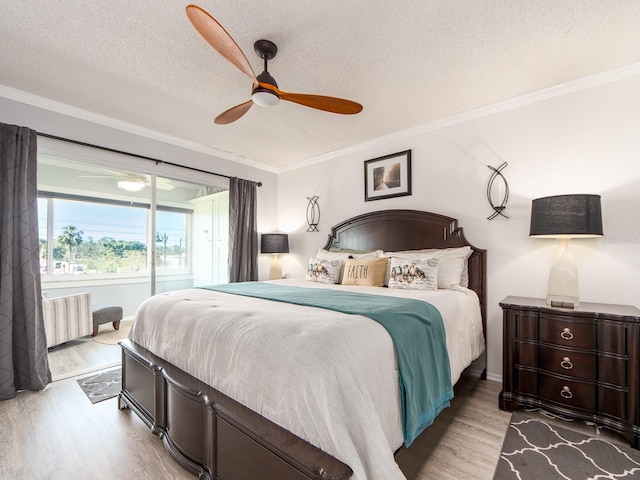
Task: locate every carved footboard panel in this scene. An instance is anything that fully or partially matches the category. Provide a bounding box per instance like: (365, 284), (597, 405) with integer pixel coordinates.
(118, 339), (352, 480)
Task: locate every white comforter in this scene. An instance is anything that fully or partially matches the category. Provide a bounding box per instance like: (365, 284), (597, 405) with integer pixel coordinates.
(129, 278), (484, 480)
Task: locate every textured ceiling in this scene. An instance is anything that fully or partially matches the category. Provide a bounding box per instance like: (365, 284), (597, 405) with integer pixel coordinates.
(2, 1), (640, 169)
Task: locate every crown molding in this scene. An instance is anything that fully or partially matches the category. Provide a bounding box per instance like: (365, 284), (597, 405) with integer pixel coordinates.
(0, 84), (278, 174)
(280, 61), (640, 173)
(3, 60), (639, 177)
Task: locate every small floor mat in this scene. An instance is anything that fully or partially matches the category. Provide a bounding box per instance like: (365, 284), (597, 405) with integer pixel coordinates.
(76, 368), (121, 404)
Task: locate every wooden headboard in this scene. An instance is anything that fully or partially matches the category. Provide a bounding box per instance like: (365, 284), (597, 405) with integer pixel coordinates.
(323, 209), (487, 335)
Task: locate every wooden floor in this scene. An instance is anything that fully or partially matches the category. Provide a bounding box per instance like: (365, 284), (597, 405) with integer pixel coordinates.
(415, 378), (511, 480)
(0, 370), (511, 480)
(47, 321), (131, 380)
(0, 372), (195, 480)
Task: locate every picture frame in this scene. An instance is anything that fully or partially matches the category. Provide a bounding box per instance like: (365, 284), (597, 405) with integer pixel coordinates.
(364, 150), (412, 202)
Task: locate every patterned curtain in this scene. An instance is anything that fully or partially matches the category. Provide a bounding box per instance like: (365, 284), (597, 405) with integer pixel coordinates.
(228, 177), (258, 283)
(0, 123), (51, 400)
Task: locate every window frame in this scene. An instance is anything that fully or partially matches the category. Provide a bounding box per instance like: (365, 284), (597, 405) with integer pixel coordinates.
(38, 190), (193, 282)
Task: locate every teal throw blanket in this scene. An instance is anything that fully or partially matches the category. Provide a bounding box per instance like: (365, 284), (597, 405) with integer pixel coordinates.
(202, 282), (453, 446)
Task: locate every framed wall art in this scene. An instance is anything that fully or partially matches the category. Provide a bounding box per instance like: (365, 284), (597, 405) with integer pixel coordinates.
(364, 150), (412, 202)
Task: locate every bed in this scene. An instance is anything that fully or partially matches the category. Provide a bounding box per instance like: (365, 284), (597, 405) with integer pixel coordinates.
(118, 209), (487, 480)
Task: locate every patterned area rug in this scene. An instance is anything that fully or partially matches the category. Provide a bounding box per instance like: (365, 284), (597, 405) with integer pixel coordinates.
(76, 368), (121, 404)
(494, 412), (640, 479)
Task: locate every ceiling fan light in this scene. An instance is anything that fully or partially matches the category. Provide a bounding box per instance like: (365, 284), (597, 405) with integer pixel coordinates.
(117, 179), (146, 192)
(251, 89), (280, 107)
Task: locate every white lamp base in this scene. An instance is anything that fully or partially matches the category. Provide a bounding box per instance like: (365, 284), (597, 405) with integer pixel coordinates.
(546, 238), (579, 309)
(269, 254), (282, 280)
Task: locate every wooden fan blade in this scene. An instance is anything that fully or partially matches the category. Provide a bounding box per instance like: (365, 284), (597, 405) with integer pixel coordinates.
(214, 100), (254, 124)
(277, 89), (363, 115)
(186, 5), (258, 85)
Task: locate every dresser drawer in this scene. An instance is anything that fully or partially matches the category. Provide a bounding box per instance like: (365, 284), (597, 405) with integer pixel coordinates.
(516, 346), (627, 386)
(539, 315), (596, 350)
(538, 346), (596, 380)
(538, 373), (596, 411)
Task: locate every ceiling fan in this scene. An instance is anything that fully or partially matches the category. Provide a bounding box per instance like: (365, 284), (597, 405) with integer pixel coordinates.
(185, 4), (363, 124)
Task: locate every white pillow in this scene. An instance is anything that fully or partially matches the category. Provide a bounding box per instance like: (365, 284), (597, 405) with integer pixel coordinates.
(382, 246), (471, 290)
(388, 256), (439, 291)
(306, 257), (343, 284)
(460, 253), (472, 288)
(431, 246), (471, 290)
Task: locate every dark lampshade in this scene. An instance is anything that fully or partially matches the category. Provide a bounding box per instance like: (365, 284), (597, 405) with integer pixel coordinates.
(530, 194), (603, 238)
(260, 233), (289, 254)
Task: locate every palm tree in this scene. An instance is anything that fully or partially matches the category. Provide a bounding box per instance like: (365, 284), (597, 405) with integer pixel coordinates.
(58, 225), (83, 273)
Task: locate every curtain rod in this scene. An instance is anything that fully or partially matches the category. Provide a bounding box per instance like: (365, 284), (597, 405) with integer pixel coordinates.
(36, 132), (262, 187)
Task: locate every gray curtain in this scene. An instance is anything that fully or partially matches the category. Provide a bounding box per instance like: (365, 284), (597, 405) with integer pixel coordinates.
(228, 177), (258, 282)
(0, 123), (51, 400)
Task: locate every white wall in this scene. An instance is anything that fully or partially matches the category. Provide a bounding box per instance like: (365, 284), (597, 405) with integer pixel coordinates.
(276, 71), (640, 382)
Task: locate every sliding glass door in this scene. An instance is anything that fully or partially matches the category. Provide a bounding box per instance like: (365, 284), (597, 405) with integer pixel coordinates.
(37, 155), (229, 314)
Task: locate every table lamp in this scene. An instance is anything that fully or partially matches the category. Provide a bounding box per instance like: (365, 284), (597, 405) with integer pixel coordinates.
(529, 194), (603, 308)
(260, 233), (289, 280)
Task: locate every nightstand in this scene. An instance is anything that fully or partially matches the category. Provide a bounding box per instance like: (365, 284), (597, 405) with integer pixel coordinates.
(499, 296), (640, 449)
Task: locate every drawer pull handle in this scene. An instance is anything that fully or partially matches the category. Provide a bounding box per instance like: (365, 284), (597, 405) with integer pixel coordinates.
(560, 386), (573, 399)
(561, 328), (574, 340)
(560, 357), (574, 369)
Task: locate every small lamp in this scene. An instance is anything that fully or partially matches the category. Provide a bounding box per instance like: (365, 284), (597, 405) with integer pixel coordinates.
(530, 194), (603, 308)
(261, 233), (289, 280)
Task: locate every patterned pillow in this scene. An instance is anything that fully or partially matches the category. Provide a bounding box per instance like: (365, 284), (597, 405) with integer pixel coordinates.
(388, 256), (439, 291)
(341, 257), (388, 287)
(382, 246), (471, 290)
(306, 257), (343, 284)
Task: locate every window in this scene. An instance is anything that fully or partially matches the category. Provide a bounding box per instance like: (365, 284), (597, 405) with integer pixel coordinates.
(36, 153), (228, 293)
(39, 194), (191, 278)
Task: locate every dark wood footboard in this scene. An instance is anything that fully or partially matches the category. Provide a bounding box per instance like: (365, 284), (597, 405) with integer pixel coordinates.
(119, 339), (352, 480)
